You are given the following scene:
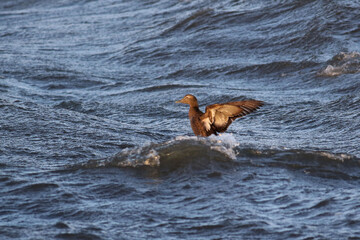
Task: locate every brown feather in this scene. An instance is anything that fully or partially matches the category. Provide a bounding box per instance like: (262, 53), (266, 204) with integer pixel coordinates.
(176, 95), (263, 137)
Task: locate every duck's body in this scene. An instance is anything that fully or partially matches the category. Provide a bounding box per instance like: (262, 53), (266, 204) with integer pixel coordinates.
(176, 94), (263, 137)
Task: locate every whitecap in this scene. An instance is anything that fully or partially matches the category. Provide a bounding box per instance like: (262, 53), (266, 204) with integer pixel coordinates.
(318, 51), (360, 77)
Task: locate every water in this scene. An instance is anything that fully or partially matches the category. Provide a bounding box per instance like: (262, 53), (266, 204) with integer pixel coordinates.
(1, 0), (360, 239)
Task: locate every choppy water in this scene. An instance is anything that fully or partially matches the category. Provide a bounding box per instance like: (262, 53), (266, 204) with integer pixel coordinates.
(1, 0), (360, 239)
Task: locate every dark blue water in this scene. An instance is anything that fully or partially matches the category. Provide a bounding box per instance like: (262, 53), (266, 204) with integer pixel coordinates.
(1, 0), (360, 239)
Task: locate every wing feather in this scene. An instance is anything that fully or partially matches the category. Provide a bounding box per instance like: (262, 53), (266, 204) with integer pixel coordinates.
(202, 100), (263, 133)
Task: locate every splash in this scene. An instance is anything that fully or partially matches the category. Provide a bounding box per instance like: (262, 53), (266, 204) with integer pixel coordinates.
(173, 133), (239, 160)
(318, 52), (360, 76)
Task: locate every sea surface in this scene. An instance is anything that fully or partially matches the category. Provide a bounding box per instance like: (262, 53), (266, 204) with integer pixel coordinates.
(1, 0), (360, 239)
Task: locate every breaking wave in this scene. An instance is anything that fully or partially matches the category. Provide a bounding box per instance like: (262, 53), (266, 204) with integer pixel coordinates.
(81, 134), (239, 169)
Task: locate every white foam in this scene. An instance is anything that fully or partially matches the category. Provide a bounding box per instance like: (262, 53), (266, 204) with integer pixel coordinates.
(209, 133), (239, 147)
(173, 135), (199, 141)
(320, 65), (343, 76)
(162, 134), (240, 160)
(318, 51), (360, 76)
(316, 151), (353, 162)
(144, 149), (161, 167)
(206, 133), (239, 160)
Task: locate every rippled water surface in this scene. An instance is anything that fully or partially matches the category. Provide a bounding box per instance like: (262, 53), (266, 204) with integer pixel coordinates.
(1, 0), (360, 239)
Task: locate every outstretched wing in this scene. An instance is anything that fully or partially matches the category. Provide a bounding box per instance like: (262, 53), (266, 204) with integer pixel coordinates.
(201, 100), (263, 133)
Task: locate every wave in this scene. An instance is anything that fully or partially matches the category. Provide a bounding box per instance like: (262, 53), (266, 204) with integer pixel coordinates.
(82, 134), (239, 169)
(239, 148), (360, 180)
(119, 84), (208, 95)
(318, 52), (360, 77)
(76, 134), (360, 180)
(162, 8), (214, 35)
(9, 183), (59, 194)
(224, 60), (317, 76)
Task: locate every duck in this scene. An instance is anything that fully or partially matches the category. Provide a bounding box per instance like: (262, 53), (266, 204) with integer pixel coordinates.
(176, 94), (263, 137)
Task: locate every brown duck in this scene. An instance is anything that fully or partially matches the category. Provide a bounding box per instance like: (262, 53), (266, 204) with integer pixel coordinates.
(176, 94), (263, 137)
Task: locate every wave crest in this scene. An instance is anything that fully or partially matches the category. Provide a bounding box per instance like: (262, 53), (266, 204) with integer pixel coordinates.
(318, 52), (360, 76)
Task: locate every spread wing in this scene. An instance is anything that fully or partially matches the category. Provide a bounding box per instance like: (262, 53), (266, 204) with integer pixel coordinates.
(201, 100), (263, 133)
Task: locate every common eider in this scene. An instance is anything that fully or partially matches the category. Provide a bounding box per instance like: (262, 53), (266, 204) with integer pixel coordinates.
(176, 94), (263, 137)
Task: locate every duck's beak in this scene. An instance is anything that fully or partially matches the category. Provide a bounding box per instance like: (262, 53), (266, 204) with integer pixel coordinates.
(175, 98), (184, 103)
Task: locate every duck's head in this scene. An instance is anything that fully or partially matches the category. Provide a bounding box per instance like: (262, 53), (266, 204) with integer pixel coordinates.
(176, 94), (198, 107)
